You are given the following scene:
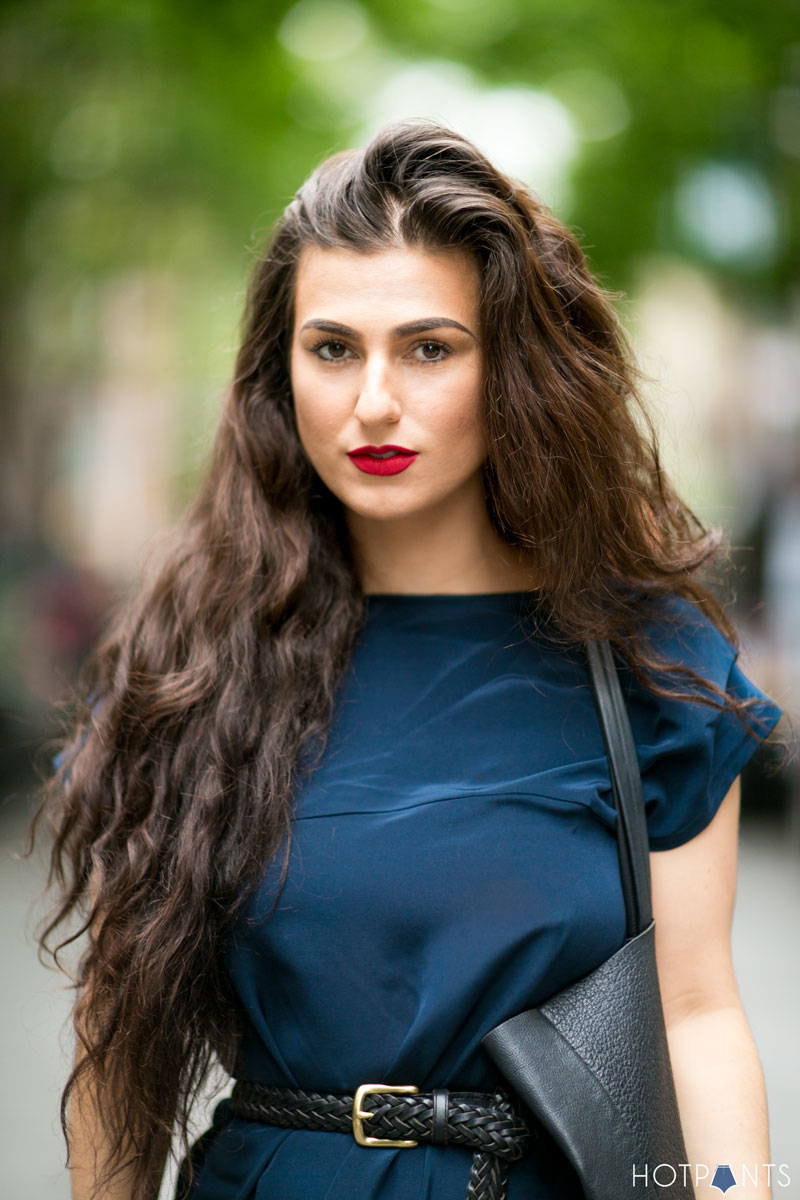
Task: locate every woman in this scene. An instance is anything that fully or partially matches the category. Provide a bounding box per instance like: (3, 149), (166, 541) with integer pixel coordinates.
(34, 119), (786, 1200)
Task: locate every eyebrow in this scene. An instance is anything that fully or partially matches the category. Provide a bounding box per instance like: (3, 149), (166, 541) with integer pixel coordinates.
(298, 317), (477, 341)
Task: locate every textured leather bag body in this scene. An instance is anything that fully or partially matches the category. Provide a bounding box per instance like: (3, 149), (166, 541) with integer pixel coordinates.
(481, 640), (694, 1200)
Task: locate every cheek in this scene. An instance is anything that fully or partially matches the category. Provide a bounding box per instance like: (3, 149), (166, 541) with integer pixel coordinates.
(290, 361), (342, 449)
(429, 372), (485, 446)
(294, 393), (342, 448)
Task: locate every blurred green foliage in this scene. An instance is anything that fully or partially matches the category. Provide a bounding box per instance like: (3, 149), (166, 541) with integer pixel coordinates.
(3, 0), (797, 287)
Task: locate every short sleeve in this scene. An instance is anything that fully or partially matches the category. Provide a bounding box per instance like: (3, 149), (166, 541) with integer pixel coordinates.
(619, 595), (784, 851)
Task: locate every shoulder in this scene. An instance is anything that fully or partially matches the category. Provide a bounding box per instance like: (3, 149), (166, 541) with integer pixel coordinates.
(629, 591), (739, 690)
(613, 591), (783, 851)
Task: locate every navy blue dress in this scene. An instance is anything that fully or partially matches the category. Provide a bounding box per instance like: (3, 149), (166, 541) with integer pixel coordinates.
(182, 590), (783, 1200)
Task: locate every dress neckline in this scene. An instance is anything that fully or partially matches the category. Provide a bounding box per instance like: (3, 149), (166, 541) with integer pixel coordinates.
(362, 590), (542, 604)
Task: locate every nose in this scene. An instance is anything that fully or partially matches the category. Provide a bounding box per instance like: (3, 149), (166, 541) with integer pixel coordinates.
(353, 354), (401, 426)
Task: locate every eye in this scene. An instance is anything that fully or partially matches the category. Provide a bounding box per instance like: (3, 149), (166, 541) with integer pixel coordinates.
(309, 339), (353, 362)
(306, 337), (454, 364)
(410, 339), (452, 364)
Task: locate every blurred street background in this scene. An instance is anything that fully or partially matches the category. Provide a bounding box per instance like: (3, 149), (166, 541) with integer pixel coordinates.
(1, 0), (799, 1195)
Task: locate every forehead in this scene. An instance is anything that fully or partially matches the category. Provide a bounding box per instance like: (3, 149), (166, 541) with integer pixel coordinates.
(291, 244), (481, 329)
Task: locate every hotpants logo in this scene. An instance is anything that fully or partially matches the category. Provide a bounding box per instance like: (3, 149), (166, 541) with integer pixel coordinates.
(711, 1165), (737, 1193)
(632, 1162), (792, 1190)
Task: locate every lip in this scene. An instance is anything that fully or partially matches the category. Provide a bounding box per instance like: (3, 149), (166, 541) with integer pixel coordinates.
(347, 444), (419, 476)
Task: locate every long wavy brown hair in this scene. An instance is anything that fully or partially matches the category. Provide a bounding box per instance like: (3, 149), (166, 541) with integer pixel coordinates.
(28, 118), (786, 1199)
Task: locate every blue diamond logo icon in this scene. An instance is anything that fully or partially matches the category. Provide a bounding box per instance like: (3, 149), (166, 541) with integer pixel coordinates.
(711, 1164), (737, 1193)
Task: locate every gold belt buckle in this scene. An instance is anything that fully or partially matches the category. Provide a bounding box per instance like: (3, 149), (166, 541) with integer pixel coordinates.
(352, 1083), (420, 1148)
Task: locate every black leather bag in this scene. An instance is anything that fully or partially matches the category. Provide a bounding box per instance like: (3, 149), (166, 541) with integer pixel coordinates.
(481, 639), (694, 1200)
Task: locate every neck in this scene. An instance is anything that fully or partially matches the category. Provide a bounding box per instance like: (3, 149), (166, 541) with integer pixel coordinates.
(344, 478), (542, 596)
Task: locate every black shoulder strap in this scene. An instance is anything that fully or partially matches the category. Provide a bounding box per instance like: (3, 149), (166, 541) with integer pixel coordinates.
(584, 640), (652, 938)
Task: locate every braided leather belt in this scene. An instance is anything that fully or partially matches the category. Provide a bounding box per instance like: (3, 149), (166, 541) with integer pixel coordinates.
(228, 1079), (534, 1200)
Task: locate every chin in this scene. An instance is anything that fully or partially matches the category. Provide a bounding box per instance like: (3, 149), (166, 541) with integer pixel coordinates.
(341, 491), (437, 523)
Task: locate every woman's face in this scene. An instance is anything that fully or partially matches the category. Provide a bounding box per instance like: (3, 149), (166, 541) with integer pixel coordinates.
(289, 243), (486, 527)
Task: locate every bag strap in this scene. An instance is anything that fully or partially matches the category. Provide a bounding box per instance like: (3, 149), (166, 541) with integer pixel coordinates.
(584, 640), (652, 938)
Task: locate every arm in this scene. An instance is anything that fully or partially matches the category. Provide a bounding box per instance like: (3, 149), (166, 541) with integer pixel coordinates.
(651, 776), (774, 1198)
(68, 1049), (168, 1200)
(67, 874), (170, 1200)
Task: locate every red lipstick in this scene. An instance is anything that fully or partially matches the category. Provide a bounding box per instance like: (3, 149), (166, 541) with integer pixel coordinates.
(347, 444), (419, 476)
